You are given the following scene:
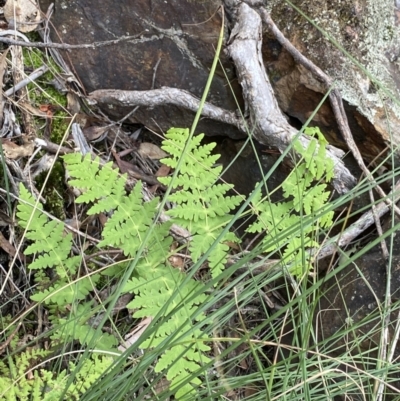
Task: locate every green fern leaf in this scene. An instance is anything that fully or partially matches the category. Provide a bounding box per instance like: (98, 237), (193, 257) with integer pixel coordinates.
(247, 128), (335, 276)
(63, 153), (126, 214)
(124, 266), (207, 319)
(304, 126), (334, 181)
(303, 184), (329, 214)
(122, 262), (210, 397)
(17, 184), (81, 293)
(17, 185), (48, 231)
(157, 341), (211, 400)
(159, 128), (241, 277)
(69, 355), (114, 394)
(160, 129), (219, 173)
(53, 317), (118, 351)
(31, 275), (99, 305)
(207, 236), (237, 277)
(98, 182), (160, 256)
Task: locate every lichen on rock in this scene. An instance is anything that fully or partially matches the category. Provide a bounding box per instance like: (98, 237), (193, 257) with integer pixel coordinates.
(266, 0), (400, 160)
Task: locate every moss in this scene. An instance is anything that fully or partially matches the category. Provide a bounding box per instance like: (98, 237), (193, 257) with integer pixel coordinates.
(36, 161), (66, 220)
(49, 110), (70, 144)
(22, 47), (70, 143)
(9, 47), (71, 219)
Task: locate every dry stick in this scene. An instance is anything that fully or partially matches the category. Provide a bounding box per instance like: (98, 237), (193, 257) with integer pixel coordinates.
(34, 137), (73, 155)
(0, 48), (10, 128)
(0, 322), (21, 355)
(88, 87), (247, 131)
(226, 3), (354, 193)
(4, 65), (49, 97)
(317, 177), (400, 259)
(0, 33), (145, 49)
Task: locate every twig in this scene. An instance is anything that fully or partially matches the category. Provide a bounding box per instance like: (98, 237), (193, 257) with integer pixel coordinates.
(4, 65), (49, 97)
(226, 3), (355, 193)
(34, 138), (73, 155)
(0, 30), (30, 42)
(89, 87), (247, 131)
(317, 178), (400, 260)
(0, 33), (145, 49)
(152, 58), (161, 89)
(0, 322), (21, 355)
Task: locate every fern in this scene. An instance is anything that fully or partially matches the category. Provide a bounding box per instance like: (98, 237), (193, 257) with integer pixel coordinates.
(16, 183), (117, 351)
(65, 153), (126, 214)
(0, 349), (113, 401)
(123, 265), (211, 400)
(159, 128), (241, 277)
(63, 150), (211, 399)
(247, 126), (334, 275)
(16, 185), (93, 307)
(11, 125), (336, 400)
(17, 186), (80, 279)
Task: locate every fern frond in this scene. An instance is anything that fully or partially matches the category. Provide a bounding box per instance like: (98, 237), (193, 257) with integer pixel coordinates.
(69, 355), (114, 395)
(64, 156), (170, 261)
(98, 182), (161, 257)
(158, 339), (211, 401)
(247, 127), (334, 275)
(302, 126), (335, 181)
(123, 263), (210, 398)
(160, 130), (219, 173)
(31, 274), (99, 305)
(17, 186), (79, 279)
(159, 128), (241, 277)
(52, 317), (118, 351)
(0, 351), (113, 401)
(124, 265), (207, 319)
(64, 153), (126, 214)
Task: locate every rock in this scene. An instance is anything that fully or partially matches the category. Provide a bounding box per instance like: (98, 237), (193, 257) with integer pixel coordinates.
(264, 0), (400, 164)
(37, 0), (400, 166)
(317, 213), (400, 357)
(38, 0), (243, 137)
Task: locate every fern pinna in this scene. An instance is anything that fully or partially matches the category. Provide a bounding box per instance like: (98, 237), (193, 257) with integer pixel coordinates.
(159, 128), (242, 278)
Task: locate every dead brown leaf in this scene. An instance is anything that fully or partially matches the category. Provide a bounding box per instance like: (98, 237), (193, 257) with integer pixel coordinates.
(39, 104), (58, 117)
(83, 125), (109, 141)
(168, 255), (185, 270)
(67, 92), (81, 114)
(155, 164), (170, 177)
(98, 213), (108, 227)
(4, 0), (41, 32)
(0, 209), (14, 226)
(19, 101), (48, 118)
(153, 378), (171, 396)
(0, 231), (17, 257)
(138, 142), (167, 160)
(1, 138), (34, 159)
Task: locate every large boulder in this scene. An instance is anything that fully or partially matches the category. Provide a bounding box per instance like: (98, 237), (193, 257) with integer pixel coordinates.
(38, 0), (400, 165)
(38, 0), (243, 137)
